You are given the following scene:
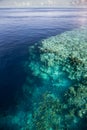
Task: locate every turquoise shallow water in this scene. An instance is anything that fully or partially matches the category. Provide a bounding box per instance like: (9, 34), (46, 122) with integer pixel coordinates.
(0, 8), (87, 130)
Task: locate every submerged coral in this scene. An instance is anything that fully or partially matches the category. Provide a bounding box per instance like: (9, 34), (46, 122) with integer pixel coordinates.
(24, 26), (87, 130)
(31, 84), (87, 130)
(64, 84), (87, 119)
(39, 27), (87, 81)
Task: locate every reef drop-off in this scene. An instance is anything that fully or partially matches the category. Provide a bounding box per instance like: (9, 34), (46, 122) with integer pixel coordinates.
(0, 26), (87, 130)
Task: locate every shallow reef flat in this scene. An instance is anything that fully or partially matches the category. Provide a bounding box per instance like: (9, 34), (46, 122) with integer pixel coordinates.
(0, 27), (87, 130)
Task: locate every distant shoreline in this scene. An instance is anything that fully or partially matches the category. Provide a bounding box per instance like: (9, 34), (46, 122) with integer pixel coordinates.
(0, 7), (87, 9)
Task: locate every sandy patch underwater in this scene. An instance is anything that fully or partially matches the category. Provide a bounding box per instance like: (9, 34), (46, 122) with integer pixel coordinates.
(0, 26), (87, 130)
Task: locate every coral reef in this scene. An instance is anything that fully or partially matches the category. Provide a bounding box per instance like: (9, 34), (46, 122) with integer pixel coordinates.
(39, 27), (87, 81)
(24, 26), (87, 130)
(32, 92), (64, 130)
(32, 84), (87, 130)
(64, 84), (87, 119)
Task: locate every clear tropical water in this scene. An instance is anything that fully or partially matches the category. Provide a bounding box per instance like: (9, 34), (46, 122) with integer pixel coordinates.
(0, 8), (87, 129)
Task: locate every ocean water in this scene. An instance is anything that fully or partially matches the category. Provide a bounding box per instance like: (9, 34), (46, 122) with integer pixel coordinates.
(0, 8), (87, 130)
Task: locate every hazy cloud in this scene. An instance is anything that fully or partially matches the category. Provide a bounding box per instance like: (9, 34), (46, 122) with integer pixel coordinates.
(71, 0), (87, 5)
(0, 0), (87, 7)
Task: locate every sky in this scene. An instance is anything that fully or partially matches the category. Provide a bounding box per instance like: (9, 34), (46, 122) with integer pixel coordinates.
(0, 0), (87, 8)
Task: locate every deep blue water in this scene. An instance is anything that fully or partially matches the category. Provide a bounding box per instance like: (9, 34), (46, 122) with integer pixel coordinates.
(0, 8), (87, 112)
